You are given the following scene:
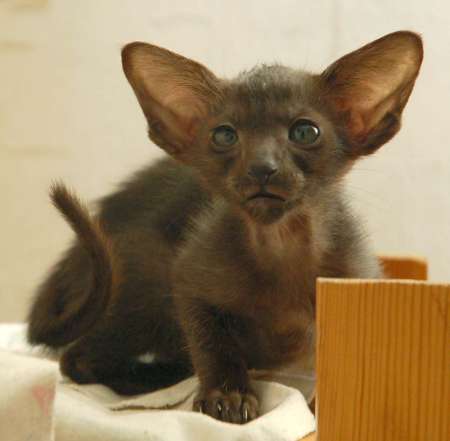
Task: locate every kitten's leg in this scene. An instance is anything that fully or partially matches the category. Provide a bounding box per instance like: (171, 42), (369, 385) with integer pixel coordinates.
(60, 317), (192, 395)
(177, 299), (259, 424)
(61, 343), (192, 395)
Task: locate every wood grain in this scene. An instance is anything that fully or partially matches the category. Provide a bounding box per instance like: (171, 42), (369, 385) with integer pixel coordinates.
(297, 257), (429, 441)
(316, 279), (449, 441)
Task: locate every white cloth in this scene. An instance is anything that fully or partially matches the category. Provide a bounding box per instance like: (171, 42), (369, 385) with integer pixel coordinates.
(0, 324), (315, 441)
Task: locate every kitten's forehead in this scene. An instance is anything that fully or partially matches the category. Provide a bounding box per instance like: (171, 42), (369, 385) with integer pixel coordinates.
(223, 65), (316, 127)
(236, 64), (308, 84)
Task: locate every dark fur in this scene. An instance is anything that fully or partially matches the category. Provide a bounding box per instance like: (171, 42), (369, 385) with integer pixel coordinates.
(28, 183), (120, 347)
(27, 31), (423, 423)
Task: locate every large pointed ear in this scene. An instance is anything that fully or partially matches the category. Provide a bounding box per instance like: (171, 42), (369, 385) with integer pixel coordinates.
(320, 31), (423, 155)
(122, 43), (222, 156)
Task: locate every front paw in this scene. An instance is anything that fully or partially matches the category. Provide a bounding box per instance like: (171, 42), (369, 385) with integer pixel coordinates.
(194, 388), (259, 424)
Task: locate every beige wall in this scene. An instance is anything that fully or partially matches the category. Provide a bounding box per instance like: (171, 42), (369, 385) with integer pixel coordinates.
(1, 0), (449, 321)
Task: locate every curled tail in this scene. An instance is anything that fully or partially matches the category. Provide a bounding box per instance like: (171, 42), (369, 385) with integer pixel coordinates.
(27, 183), (120, 348)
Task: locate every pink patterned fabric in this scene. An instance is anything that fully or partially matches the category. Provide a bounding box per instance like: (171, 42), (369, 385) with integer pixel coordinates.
(0, 324), (315, 441)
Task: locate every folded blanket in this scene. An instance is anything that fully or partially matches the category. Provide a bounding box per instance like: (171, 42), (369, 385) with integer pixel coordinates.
(0, 324), (315, 441)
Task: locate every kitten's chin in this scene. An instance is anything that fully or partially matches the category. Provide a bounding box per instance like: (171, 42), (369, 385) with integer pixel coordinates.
(243, 198), (288, 225)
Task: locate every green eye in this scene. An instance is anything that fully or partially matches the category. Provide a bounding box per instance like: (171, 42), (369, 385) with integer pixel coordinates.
(212, 125), (238, 150)
(289, 120), (320, 145)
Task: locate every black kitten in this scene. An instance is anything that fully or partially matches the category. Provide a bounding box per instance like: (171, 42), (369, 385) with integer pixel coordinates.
(28, 31), (423, 424)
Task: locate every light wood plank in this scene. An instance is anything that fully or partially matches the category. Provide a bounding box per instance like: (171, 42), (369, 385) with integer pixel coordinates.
(379, 255), (428, 280)
(316, 279), (449, 441)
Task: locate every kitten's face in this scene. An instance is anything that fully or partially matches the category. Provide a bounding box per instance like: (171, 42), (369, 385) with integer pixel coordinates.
(185, 67), (348, 224)
(122, 32), (422, 225)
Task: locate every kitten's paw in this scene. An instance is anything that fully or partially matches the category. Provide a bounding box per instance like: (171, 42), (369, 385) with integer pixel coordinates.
(193, 389), (259, 424)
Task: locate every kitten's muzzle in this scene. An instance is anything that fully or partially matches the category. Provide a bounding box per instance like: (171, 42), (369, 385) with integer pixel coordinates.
(245, 164), (285, 202)
(247, 190), (285, 202)
(247, 162), (278, 186)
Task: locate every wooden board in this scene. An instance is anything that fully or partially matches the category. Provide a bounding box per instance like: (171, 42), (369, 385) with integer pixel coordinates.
(297, 256), (429, 441)
(316, 279), (449, 441)
(379, 255), (428, 280)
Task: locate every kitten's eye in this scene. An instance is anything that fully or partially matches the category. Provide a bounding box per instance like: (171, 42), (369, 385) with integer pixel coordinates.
(212, 125), (238, 150)
(289, 120), (320, 145)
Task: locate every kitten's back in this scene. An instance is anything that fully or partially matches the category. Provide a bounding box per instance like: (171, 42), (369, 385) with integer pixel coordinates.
(27, 158), (210, 348)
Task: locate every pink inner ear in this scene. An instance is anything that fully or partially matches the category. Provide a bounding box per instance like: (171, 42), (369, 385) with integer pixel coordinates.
(322, 32), (423, 146)
(123, 42), (221, 153)
(136, 74), (212, 148)
(328, 71), (417, 143)
(161, 85), (196, 108)
(163, 96), (205, 141)
(135, 55), (216, 130)
(332, 96), (367, 140)
(347, 109), (366, 140)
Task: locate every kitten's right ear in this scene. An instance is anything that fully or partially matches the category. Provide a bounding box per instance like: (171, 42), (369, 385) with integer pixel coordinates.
(122, 43), (222, 157)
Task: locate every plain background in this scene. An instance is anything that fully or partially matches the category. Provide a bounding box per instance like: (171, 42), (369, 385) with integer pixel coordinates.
(1, 0), (449, 322)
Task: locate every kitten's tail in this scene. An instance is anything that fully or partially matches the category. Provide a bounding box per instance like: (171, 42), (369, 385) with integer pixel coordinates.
(27, 183), (119, 347)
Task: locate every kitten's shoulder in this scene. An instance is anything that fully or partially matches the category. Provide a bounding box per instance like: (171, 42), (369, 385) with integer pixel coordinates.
(97, 156), (209, 237)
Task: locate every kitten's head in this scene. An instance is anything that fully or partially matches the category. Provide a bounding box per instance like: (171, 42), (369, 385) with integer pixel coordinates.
(122, 31), (422, 224)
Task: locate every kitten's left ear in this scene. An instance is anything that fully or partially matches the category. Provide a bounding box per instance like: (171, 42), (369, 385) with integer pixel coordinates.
(122, 43), (222, 157)
(321, 31), (423, 155)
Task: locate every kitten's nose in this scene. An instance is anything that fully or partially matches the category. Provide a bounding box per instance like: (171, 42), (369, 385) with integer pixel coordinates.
(248, 163), (278, 185)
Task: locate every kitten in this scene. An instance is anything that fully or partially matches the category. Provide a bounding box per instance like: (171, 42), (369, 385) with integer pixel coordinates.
(27, 31), (423, 424)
